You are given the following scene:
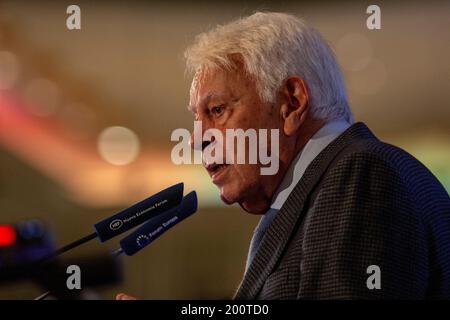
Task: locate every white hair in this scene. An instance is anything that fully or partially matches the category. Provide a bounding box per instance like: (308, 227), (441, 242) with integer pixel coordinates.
(185, 12), (354, 123)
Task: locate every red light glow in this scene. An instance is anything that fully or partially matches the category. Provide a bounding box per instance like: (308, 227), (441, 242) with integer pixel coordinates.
(0, 225), (17, 247)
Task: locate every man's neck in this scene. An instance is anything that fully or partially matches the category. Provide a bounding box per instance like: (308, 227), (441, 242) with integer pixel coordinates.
(240, 119), (325, 214)
(270, 119), (351, 210)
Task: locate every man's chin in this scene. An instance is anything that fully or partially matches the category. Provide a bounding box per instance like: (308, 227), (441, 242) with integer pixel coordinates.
(219, 192), (237, 205)
(218, 187), (265, 214)
(218, 186), (240, 205)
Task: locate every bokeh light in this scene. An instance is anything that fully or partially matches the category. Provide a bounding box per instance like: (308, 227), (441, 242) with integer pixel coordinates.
(336, 33), (373, 72)
(97, 126), (140, 166)
(349, 58), (387, 95)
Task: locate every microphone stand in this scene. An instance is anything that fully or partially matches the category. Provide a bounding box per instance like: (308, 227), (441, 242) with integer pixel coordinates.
(31, 233), (97, 300)
(38, 233), (98, 265)
(34, 246), (124, 300)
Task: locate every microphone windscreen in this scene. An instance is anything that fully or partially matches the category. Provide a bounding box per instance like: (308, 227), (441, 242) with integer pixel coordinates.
(93, 183), (184, 242)
(119, 191), (198, 256)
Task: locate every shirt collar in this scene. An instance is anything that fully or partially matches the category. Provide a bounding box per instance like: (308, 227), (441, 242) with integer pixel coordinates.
(270, 120), (351, 210)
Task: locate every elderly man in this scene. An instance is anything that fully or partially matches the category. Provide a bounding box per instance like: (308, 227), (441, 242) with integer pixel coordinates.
(118, 12), (450, 300)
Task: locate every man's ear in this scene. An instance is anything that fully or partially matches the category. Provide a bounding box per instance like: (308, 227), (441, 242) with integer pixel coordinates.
(280, 77), (309, 137)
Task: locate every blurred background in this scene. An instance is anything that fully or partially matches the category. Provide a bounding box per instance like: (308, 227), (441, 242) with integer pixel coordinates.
(0, 0), (449, 299)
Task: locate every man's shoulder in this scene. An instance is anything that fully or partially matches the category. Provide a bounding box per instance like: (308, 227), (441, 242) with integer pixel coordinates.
(313, 122), (429, 181)
(320, 129), (450, 215)
(331, 129), (439, 187)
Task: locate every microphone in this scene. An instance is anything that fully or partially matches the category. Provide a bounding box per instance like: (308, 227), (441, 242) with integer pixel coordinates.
(93, 182), (184, 242)
(39, 183), (184, 263)
(118, 191), (198, 256)
(35, 191), (198, 300)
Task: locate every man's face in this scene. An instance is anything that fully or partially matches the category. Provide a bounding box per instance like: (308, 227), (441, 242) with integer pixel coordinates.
(189, 66), (286, 214)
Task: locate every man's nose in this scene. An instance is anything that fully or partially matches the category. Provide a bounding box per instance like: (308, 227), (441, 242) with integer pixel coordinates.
(189, 120), (212, 151)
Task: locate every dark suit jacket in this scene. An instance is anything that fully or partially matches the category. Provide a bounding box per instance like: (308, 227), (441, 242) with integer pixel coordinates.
(234, 122), (450, 299)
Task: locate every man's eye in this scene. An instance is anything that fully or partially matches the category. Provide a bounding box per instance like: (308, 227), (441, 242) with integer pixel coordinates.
(211, 105), (225, 116)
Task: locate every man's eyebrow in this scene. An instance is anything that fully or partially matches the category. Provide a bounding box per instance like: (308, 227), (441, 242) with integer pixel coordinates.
(207, 92), (228, 101)
(188, 92), (225, 113)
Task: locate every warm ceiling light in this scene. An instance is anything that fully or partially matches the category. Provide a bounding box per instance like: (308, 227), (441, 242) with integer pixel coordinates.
(97, 126), (140, 166)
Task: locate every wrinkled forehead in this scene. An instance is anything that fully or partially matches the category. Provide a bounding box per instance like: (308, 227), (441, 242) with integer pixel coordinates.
(189, 64), (250, 103)
(189, 68), (205, 99)
(189, 66), (228, 106)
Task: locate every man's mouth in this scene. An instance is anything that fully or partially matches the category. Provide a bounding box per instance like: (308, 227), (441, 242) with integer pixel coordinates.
(205, 162), (229, 180)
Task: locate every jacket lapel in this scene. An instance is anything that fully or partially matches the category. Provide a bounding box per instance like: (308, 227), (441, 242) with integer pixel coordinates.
(233, 122), (376, 299)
